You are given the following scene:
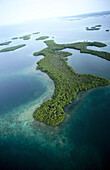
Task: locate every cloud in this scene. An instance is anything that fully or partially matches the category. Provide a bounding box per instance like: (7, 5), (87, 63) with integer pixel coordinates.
(0, 0), (110, 25)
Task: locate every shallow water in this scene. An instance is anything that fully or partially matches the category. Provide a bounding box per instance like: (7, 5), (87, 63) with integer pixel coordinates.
(0, 14), (110, 170)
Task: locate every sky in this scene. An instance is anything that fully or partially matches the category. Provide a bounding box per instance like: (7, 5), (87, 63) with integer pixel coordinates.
(0, 0), (110, 26)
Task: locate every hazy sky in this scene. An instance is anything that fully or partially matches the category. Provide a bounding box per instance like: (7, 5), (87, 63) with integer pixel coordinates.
(0, 0), (110, 26)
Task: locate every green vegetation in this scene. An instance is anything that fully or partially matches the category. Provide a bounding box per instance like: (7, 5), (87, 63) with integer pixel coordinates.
(39, 40), (110, 61)
(19, 34), (31, 40)
(86, 27), (100, 31)
(95, 25), (102, 27)
(0, 44), (26, 52)
(86, 25), (101, 31)
(66, 41), (110, 61)
(33, 32), (40, 34)
(0, 41), (12, 46)
(106, 29), (109, 32)
(36, 36), (49, 40)
(12, 37), (18, 40)
(33, 40), (110, 126)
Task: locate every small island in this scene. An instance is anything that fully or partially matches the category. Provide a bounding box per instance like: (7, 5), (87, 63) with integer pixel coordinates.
(12, 37), (18, 40)
(36, 36), (49, 40)
(33, 32), (40, 35)
(0, 44), (26, 53)
(86, 25), (101, 31)
(19, 34), (31, 40)
(106, 29), (109, 32)
(0, 41), (12, 46)
(33, 40), (110, 126)
(95, 25), (102, 27)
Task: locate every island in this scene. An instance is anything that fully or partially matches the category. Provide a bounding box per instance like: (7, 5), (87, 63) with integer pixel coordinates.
(0, 44), (26, 52)
(95, 25), (102, 27)
(36, 36), (49, 40)
(0, 41), (12, 46)
(106, 29), (109, 32)
(86, 25), (101, 31)
(12, 37), (18, 40)
(33, 40), (110, 126)
(33, 32), (40, 35)
(19, 34), (31, 40)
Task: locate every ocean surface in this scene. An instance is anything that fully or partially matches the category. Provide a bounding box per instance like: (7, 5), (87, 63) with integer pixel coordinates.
(0, 14), (110, 170)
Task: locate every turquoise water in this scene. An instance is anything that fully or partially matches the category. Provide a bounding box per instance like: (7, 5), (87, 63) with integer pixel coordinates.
(0, 14), (110, 170)
(0, 73), (46, 115)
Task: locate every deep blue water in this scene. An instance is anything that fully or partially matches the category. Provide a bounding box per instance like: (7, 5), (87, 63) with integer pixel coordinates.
(0, 73), (46, 115)
(0, 14), (110, 170)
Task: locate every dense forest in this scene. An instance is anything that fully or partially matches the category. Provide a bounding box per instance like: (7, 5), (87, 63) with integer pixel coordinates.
(0, 44), (26, 52)
(33, 40), (110, 126)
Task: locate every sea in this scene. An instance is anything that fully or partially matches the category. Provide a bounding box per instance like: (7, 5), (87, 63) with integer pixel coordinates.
(0, 13), (110, 170)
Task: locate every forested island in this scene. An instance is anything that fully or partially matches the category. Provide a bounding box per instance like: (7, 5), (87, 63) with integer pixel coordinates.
(33, 40), (110, 126)
(0, 41), (12, 46)
(12, 37), (18, 40)
(33, 32), (40, 34)
(19, 34), (31, 40)
(0, 44), (26, 52)
(36, 36), (49, 40)
(86, 25), (101, 31)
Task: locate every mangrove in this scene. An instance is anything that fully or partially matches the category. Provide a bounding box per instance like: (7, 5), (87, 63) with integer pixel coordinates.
(19, 34), (31, 40)
(0, 41), (12, 46)
(36, 36), (49, 40)
(33, 40), (110, 126)
(12, 37), (18, 40)
(0, 44), (26, 53)
(86, 25), (101, 31)
(33, 32), (40, 35)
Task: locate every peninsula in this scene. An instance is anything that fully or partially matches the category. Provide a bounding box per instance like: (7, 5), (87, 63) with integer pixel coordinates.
(33, 40), (110, 126)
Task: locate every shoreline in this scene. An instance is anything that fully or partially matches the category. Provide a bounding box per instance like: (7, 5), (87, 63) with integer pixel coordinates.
(16, 64), (55, 124)
(33, 40), (110, 126)
(0, 64), (55, 136)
